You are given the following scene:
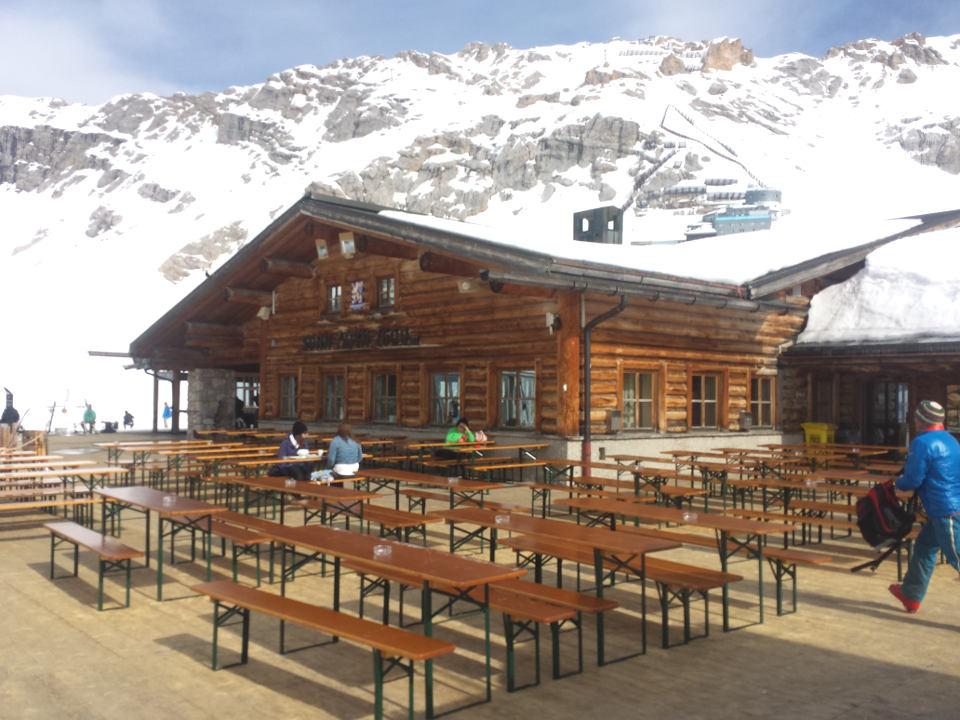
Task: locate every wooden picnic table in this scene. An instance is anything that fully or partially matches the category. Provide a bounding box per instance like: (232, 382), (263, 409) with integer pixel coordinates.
(354, 467), (503, 510)
(95, 440), (219, 474)
(0, 466), (131, 490)
(247, 519), (524, 716)
(0, 454), (65, 464)
(210, 474), (375, 525)
(555, 496), (794, 630)
(433, 505), (679, 662)
(156, 446), (274, 479)
(229, 453), (325, 475)
(93, 485), (228, 600)
(0, 459), (97, 472)
(606, 454), (675, 466)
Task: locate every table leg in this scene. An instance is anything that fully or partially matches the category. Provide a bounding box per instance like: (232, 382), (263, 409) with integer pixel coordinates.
(156, 514), (164, 601)
(423, 580), (434, 719)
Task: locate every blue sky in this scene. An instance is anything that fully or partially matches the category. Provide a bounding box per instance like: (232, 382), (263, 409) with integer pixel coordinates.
(1, 0), (959, 104)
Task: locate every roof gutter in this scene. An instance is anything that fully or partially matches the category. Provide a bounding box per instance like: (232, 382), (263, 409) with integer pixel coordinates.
(481, 269), (802, 313)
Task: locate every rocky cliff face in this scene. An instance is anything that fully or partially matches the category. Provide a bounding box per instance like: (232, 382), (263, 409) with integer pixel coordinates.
(2, 33), (959, 284)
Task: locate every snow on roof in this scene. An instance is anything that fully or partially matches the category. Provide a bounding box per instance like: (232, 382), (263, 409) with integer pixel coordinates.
(799, 225), (960, 345)
(381, 206), (920, 286)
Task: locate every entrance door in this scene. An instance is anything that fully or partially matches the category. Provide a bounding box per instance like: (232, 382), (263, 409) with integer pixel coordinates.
(865, 382), (909, 446)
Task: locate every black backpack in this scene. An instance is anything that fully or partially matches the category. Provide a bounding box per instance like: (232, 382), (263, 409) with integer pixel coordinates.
(856, 480), (915, 549)
(850, 479), (917, 573)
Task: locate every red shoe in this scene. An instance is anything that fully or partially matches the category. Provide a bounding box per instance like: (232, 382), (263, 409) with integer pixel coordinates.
(889, 584), (920, 614)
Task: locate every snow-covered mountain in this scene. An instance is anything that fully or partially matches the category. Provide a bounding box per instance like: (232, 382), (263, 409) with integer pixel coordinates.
(3, 32), (960, 430)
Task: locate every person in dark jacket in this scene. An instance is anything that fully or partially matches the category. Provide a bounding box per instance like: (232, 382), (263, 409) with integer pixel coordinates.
(269, 420), (314, 481)
(0, 404), (19, 426)
(889, 400), (960, 613)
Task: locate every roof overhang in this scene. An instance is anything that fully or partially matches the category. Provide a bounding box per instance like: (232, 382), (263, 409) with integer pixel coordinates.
(129, 191), (815, 369)
(745, 208), (960, 299)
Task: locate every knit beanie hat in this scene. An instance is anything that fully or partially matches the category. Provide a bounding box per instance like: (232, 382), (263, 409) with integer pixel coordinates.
(915, 400), (945, 426)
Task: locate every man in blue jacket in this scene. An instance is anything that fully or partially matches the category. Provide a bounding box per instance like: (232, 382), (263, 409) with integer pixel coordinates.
(889, 400), (960, 613)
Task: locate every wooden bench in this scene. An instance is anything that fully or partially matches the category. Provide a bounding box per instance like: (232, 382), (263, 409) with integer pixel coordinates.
(191, 580), (455, 720)
(755, 545), (832, 615)
(513, 481), (643, 517)
(44, 520), (144, 610)
(398, 488), (528, 515)
(0, 496), (98, 524)
(168, 514), (270, 586)
(499, 533), (740, 650)
(342, 559), (578, 691)
(492, 577), (619, 667)
(367, 453), (418, 468)
(727, 506), (855, 542)
(399, 488), (451, 512)
(322, 502), (443, 544)
(621, 525), (831, 616)
(468, 460), (548, 482)
(216, 509), (285, 533)
(446, 584), (578, 691)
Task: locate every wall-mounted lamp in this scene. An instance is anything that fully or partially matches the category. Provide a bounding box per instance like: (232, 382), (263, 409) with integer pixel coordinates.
(256, 305), (271, 320)
(339, 232), (356, 258)
(315, 238), (328, 260)
(458, 280), (472, 293)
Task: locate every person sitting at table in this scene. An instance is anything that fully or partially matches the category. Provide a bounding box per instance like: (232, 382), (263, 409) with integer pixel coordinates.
(326, 421), (363, 478)
(269, 420), (313, 481)
(435, 417), (475, 459)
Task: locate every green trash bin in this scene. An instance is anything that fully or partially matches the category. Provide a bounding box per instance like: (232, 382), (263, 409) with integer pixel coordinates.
(801, 422), (836, 444)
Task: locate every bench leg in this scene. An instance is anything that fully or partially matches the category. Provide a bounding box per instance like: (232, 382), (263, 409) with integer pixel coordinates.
(502, 613), (540, 692)
(766, 558), (798, 615)
(551, 615), (583, 679)
(209, 600), (250, 669)
(98, 558), (105, 611)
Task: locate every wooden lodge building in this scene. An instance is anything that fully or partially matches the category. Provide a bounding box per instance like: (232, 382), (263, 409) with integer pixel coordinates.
(128, 192), (960, 457)
(778, 210), (960, 448)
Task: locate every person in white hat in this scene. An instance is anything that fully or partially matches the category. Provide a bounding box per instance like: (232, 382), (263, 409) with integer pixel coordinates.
(889, 400), (960, 613)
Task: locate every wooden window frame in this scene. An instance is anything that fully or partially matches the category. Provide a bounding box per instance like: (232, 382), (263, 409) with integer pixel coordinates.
(235, 376), (260, 408)
(749, 374), (776, 428)
(321, 372), (345, 422)
(371, 370), (398, 424)
(688, 371), (722, 429)
(430, 369), (461, 426)
(376, 274), (397, 310)
(498, 368), (536, 429)
(325, 283), (343, 316)
(621, 367), (658, 431)
(279, 373), (299, 419)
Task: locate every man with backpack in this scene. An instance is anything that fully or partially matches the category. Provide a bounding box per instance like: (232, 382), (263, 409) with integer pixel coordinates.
(889, 400), (960, 613)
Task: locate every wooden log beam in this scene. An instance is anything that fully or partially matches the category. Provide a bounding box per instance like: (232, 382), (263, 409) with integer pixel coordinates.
(185, 322), (242, 336)
(261, 257), (314, 278)
(556, 291), (581, 437)
(185, 336), (243, 349)
(357, 235), (420, 260)
(224, 287), (273, 304)
(419, 251), (483, 277)
(488, 281), (557, 298)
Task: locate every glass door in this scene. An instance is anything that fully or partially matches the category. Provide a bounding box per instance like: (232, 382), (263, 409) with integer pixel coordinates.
(865, 382), (908, 446)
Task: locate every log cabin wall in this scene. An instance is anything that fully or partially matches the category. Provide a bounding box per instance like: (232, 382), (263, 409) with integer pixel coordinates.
(586, 296), (806, 436)
(779, 354), (960, 442)
(246, 243), (808, 440)
(248, 248), (563, 433)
